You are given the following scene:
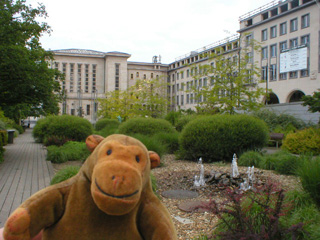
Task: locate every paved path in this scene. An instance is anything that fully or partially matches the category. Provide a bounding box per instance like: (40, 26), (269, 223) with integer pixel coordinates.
(0, 129), (54, 228)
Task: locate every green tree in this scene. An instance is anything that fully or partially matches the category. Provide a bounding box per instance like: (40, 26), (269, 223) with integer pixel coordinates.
(302, 90), (320, 113)
(189, 37), (265, 114)
(98, 77), (168, 120)
(0, 0), (62, 123)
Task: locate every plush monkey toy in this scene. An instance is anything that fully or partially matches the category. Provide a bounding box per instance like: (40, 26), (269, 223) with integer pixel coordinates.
(3, 134), (177, 240)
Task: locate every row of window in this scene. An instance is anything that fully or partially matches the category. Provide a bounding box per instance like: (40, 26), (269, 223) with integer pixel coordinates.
(261, 65), (309, 82)
(261, 13), (309, 41)
(55, 62), (97, 94)
(130, 72), (159, 80)
(261, 34), (309, 59)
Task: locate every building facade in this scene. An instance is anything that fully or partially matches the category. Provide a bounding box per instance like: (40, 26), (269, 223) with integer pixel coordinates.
(51, 0), (319, 123)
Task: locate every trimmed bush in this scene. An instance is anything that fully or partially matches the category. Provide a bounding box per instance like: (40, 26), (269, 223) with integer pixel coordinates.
(46, 141), (90, 163)
(175, 115), (197, 132)
(296, 156), (320, 207)
(0, 130), (8, 146)
(164, 111), (182, 127)
(179, 115), (269, 162)
(33, 115), (93, 143)
(95, 119), (120, 131)
(130, 134), (167, 158)
(262, 150), (299, 175)
(50, 166), (80, 185)
(153, 132), (179, 154)
(95, 126), (119, 137)
(282, 128), (320, 155)
(238, 151), (264, 167)
(118, 118), (177, 136)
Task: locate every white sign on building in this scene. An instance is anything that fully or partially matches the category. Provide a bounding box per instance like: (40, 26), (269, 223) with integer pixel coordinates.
(280, 47), (308, 73)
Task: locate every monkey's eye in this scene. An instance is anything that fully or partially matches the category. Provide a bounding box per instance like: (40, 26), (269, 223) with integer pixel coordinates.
(135, 156), (140, 163)
(107, 149), (112, 155)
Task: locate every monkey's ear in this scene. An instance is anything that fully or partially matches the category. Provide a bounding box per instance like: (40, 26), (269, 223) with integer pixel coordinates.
(149, 151), (160, 169)
(86, 135), (104, 152)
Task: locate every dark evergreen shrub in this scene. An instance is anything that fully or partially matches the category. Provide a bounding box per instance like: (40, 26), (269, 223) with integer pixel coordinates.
(179, 115), (269, 162)
(154, 132), (180, 154)
(175, 115), (197, 132)
(33, 115), (93, 143)
(262, 150), (299, 175)
(130, 134), (167, 158)
(95, 118), (120, 131)
(238, 151), (264, 167)
(164, 111), (182, 127)
(118, 117), (176, 136)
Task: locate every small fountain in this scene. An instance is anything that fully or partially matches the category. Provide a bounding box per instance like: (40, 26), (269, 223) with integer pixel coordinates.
(194, 158), (206, 188)
(240, 166), (255, 191)
(231, 153), (239, 178)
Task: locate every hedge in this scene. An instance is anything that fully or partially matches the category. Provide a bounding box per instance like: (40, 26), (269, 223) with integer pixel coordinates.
(179, 115), (269, 162)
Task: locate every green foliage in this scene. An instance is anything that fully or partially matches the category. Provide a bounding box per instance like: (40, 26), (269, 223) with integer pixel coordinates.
(283, 189), (320, 240)
(95, 118), (120, 131)
(252, 109), (306, 132)
(164, 111), (182, 127)
(46, 141), (90, 163)
(33, 115), (93, 143)
(238, 151), (264, 167)
(302, 90), (320, 113)
(0, 120), (6, 130)
(175, 115), (197, 132)
(95, 127), (119, 138)
(179, 115), (269, 162)
(295, 156), (320, 207)
(282, 128), (320, 155)
(50, 166), (80, 185)
(99, 77), (168, 120)
(130, 134), (167, 158)
(153, 132), (180, 154)
(0, 130), (8, 146)
(118, 118), (176, 137)
(262, 151), (299, 175)
(0, 1), (62, 121)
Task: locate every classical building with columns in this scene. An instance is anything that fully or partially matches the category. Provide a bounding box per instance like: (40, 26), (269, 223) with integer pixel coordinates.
(51, 0), (320, 123)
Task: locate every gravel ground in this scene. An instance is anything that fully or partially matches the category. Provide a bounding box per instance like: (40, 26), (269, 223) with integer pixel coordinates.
(52, 154), (301, 240)
(152, 155), (301, 240)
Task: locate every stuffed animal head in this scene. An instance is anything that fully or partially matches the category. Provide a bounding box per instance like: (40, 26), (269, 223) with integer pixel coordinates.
(84, 134), (160, 216)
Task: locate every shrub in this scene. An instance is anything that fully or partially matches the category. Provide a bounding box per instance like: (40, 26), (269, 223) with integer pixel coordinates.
(50, 166), (80, 185)
(179, 115), (269, 162)
(238, 151), (264, 168)
(95, 126), (119, 137)
(252, 109), (306, 132)
(164, 111), (182, 127)
(95, 119), (120, 131)
(282, 128), (320, 155)
(0, 120), (6, 130)
(153, 132), (179, 154)
(295, 156), (320, 207)
(261, 150), (299, 175)
(44, 135), (72, 146)
(33, 115), (93, 143)
(46, 141), (90, 163)
(175, 115), (197, 132)
(204, 183), (305, 239)
(0, 130), (8, 146)
(118, 118), (177, 136)
(130, 134), (167, 158)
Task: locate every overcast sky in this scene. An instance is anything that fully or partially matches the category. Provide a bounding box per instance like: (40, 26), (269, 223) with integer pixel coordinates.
(26, 0), (273, 63)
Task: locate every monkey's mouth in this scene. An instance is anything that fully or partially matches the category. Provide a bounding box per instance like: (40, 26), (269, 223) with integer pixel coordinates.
(95, 179), (139, 199)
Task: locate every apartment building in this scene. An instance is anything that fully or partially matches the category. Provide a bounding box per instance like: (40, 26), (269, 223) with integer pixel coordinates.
(52, 0), (319, 122)
(51, 49), (168, 123)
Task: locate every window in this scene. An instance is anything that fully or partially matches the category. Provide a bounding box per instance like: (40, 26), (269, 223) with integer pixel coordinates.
(115, 64), (120, 90)
(246, 34), (253, 46)
(279, 73), (287, 80)
(280, 41), (287, 52)
(86, 105), (90, 115)
(290, 18), (298, 32)
(187, 69), (190, 77)
(290, 38), (298, 49)
(143, 74), (146, 80)
(151, 73), (154, 78)
(186, 94), (190, 104)
(301, 69), (309, 77)
(190, 93), (193, 104)
(262, 29), (268, 41)
(301, 35), (310, 46)
(280, 22), (287, 35)
(177, 84), (179, 92)
(70, 63), (74, 93)
(301, 14), (310, 28)
(92, 65), (96, 92)
(176, 72), (179, 80)
(181, 95), (184, 105)
(203, 78), (207, 87)
(270, 44), (277, 58)
(130, 74), (133, 79)
(181, 71), (184, 79)
(270, 26), (277, 38)
(261, 66), (268, 81)
(270, 64), (277, 81)
(262, 47), (268, 59)
(77, 64), (82, 91)
(136, 72), (139, 77)
(71, 109), (75, 115)
(85, 64), (89, 93)
(289, 71), (298, 79)
(176, 96), (179, 106)
(246, 52), (253, 63)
